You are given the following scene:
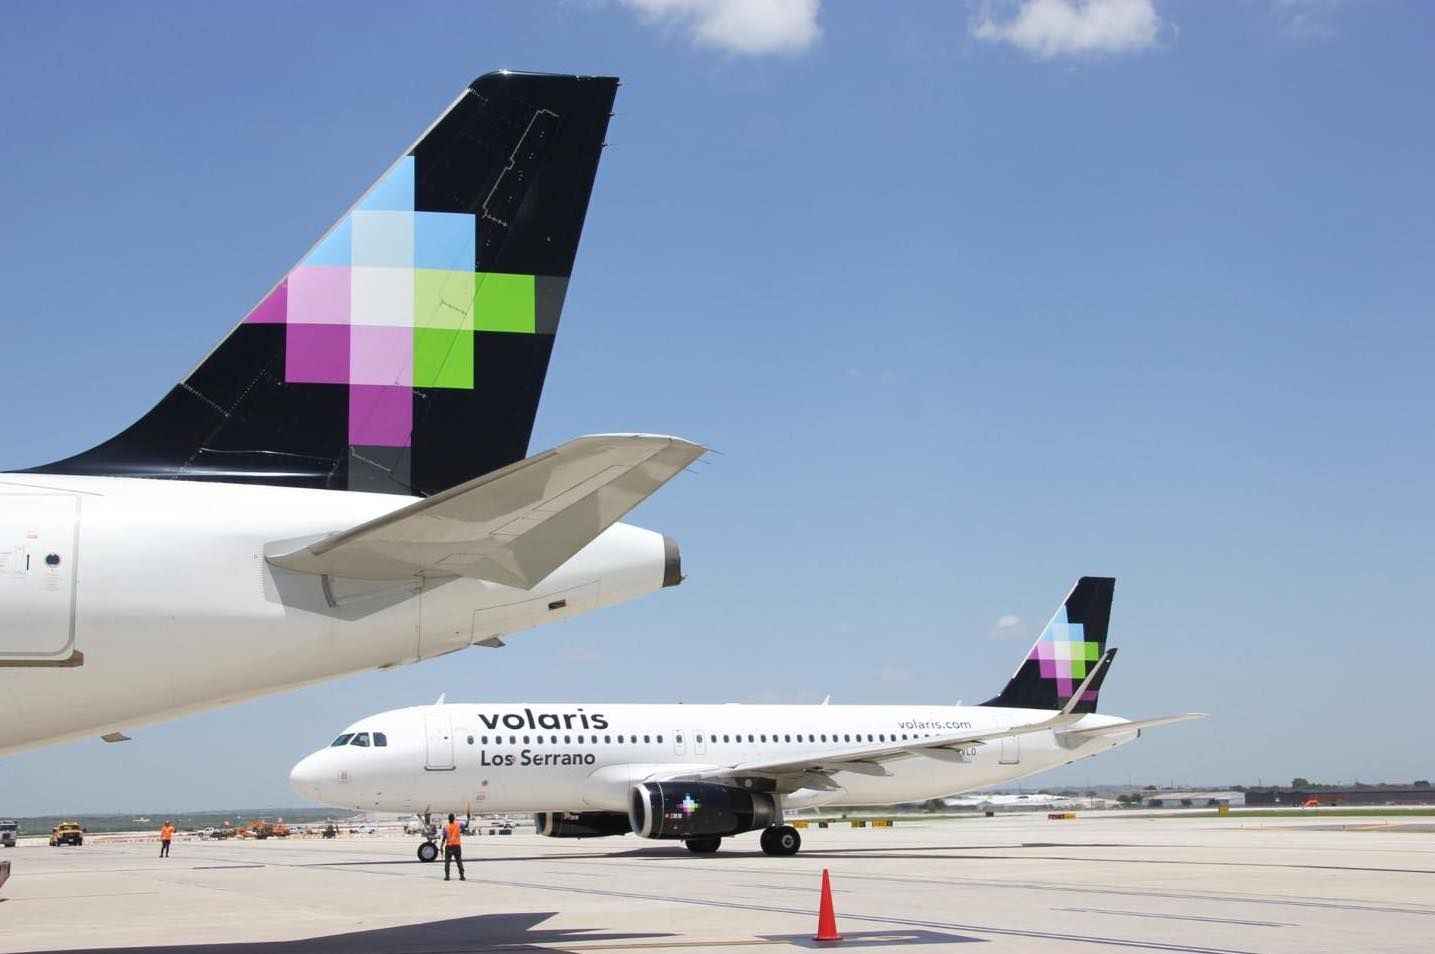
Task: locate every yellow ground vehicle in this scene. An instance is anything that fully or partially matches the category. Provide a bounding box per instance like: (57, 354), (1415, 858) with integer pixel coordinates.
(49, 821), (84, 847)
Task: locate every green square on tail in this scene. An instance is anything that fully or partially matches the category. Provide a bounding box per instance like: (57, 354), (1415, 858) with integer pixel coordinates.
(1084, 642), (1101, 661)
(414, 269), (476, 332)
(414, 328), (474, 389)
(474, 272), (535, 333)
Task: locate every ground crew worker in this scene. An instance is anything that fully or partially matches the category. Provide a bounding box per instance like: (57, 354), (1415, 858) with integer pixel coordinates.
(441, 813), (465, 881)
(159, 821), (174, 858)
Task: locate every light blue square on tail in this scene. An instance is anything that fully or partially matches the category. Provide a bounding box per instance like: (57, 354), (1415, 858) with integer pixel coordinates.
(303, 217), (352, 267)
(358, 156), (414, 213)
(415, 211), (476, 270)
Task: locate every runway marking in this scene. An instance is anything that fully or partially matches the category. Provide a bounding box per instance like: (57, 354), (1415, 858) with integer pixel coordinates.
(1056, 907), (1295, 928)
(0, 890), (159, 902)
(465, 875), (1269, 954)
(583, 857), (1435, 918)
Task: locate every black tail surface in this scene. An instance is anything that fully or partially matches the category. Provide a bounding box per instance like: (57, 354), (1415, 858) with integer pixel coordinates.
(980, 577), (1116, 714)
(25, 71), (618, 496)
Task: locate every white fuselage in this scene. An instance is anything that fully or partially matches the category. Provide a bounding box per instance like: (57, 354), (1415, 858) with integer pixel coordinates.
(290, 702), (1139, 815)
(0, 476), (674, 755)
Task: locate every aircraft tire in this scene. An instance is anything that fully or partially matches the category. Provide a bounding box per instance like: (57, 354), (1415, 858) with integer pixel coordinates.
(417, 840), (439, 863)
(760, 826), (801, 856)
(684, 836), (722, 854)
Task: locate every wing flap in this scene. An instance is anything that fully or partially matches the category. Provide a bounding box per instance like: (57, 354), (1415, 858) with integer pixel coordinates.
(267, 434), (704, 586)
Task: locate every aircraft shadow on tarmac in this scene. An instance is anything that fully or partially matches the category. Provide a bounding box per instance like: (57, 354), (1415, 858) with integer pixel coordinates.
(295, 841), (1145, 867)
(22, 911), (673, 954)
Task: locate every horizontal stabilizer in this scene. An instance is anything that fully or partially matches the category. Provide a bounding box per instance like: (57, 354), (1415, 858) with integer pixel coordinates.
(1055, 713), (1206, 740)
(267, 434), (704, 586)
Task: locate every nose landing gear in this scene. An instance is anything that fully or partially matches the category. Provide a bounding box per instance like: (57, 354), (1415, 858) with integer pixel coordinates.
(413, 810), (439, 863)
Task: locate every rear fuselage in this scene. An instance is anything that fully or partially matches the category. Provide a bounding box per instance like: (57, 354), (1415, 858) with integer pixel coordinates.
(0, 476), (674, 755)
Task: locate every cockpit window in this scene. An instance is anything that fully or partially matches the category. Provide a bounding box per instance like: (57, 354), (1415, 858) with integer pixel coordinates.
(373, 732), (387, 747)
(350, 732), (370, 747)
(330, 734), (354, 747)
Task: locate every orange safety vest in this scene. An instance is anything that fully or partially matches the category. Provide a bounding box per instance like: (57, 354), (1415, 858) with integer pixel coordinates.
(160, 825), (174, 840)
(444, 821), (461, 845)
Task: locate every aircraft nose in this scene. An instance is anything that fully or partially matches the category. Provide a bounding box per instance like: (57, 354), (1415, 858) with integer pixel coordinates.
(289, 752), (327, 800)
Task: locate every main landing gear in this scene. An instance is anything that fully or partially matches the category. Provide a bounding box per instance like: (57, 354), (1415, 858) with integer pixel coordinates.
(417, 840), (439, 863)
(759, 825), (801, 856)
(683, 826), (802, 855)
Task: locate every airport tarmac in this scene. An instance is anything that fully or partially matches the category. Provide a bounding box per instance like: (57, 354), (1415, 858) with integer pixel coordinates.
(1, 812), (1431, 953)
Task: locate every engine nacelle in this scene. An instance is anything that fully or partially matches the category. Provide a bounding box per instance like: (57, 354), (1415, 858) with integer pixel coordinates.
(628, 782), (778, 839)
(534, 811), (631, 838)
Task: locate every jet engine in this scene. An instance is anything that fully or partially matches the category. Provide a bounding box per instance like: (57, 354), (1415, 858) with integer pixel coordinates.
(534, 811), (632, 838)
(628, 782), (778, 839)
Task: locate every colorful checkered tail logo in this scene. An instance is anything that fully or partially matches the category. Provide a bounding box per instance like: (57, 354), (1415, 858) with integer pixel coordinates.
(23, 71), (618, 496)
(979, 577), (1116, 714)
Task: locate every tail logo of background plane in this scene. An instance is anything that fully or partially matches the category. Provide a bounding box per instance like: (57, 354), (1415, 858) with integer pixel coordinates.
(244, 155), (540, 449)
(1027, 606), (1103, 701)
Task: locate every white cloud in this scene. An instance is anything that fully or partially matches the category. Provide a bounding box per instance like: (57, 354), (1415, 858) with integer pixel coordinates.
(1271, 0), (1343, 38)
(973, 0), (1164, 59)
(989, 614), (1029, 640)
(620, 0), (822, 56)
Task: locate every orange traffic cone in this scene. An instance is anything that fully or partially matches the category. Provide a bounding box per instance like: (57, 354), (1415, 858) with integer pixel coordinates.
(814, 868), (843, 942)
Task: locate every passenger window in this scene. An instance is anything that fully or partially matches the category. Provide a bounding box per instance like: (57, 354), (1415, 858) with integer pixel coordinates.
(330, 734), (353, 747)
(821, 734), (828, 742)
(564, 735), (571, 744)
(481, 736), (488, 744)
(784, 734), (791, 742)
(748, 734), (755, 742)
(350, 733), (370, 747)
(644, 735), (651, 743)
(523, 735), (530, 744)
(374, 733), (388, 747)
(696, 734), (703, 743)
(657, 735), (663, 743)
(509, 736), (517, 744)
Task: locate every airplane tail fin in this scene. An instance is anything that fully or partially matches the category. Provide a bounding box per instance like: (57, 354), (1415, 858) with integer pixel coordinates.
(24, 71), (618, 496)
(980, 577), (1115, 714)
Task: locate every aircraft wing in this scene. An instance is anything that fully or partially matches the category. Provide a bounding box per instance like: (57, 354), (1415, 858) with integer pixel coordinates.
(266, 434), (705, 587)
(650, 652), (1170, 792)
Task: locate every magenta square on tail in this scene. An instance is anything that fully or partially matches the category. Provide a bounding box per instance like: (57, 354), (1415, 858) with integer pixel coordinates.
(286, 324), (349, 384)
(243, 280), (287, 324)
(349, 384), (412, 447)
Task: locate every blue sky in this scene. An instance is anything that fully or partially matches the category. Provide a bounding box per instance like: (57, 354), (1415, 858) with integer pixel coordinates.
(1, 0), (1431, 814)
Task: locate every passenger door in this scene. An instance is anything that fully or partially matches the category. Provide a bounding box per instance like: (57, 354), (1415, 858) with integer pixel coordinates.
(999, 735), (1021, 765)
(0, 494), (80, 663)
(425, 713), (455, 771)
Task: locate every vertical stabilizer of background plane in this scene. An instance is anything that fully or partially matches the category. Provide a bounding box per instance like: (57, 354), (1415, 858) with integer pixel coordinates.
(24, 71), (618, 496)
(980, 576), (1116, 713)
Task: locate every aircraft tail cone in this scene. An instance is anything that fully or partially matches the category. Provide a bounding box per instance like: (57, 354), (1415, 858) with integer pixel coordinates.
(813, 868), (843, 942)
